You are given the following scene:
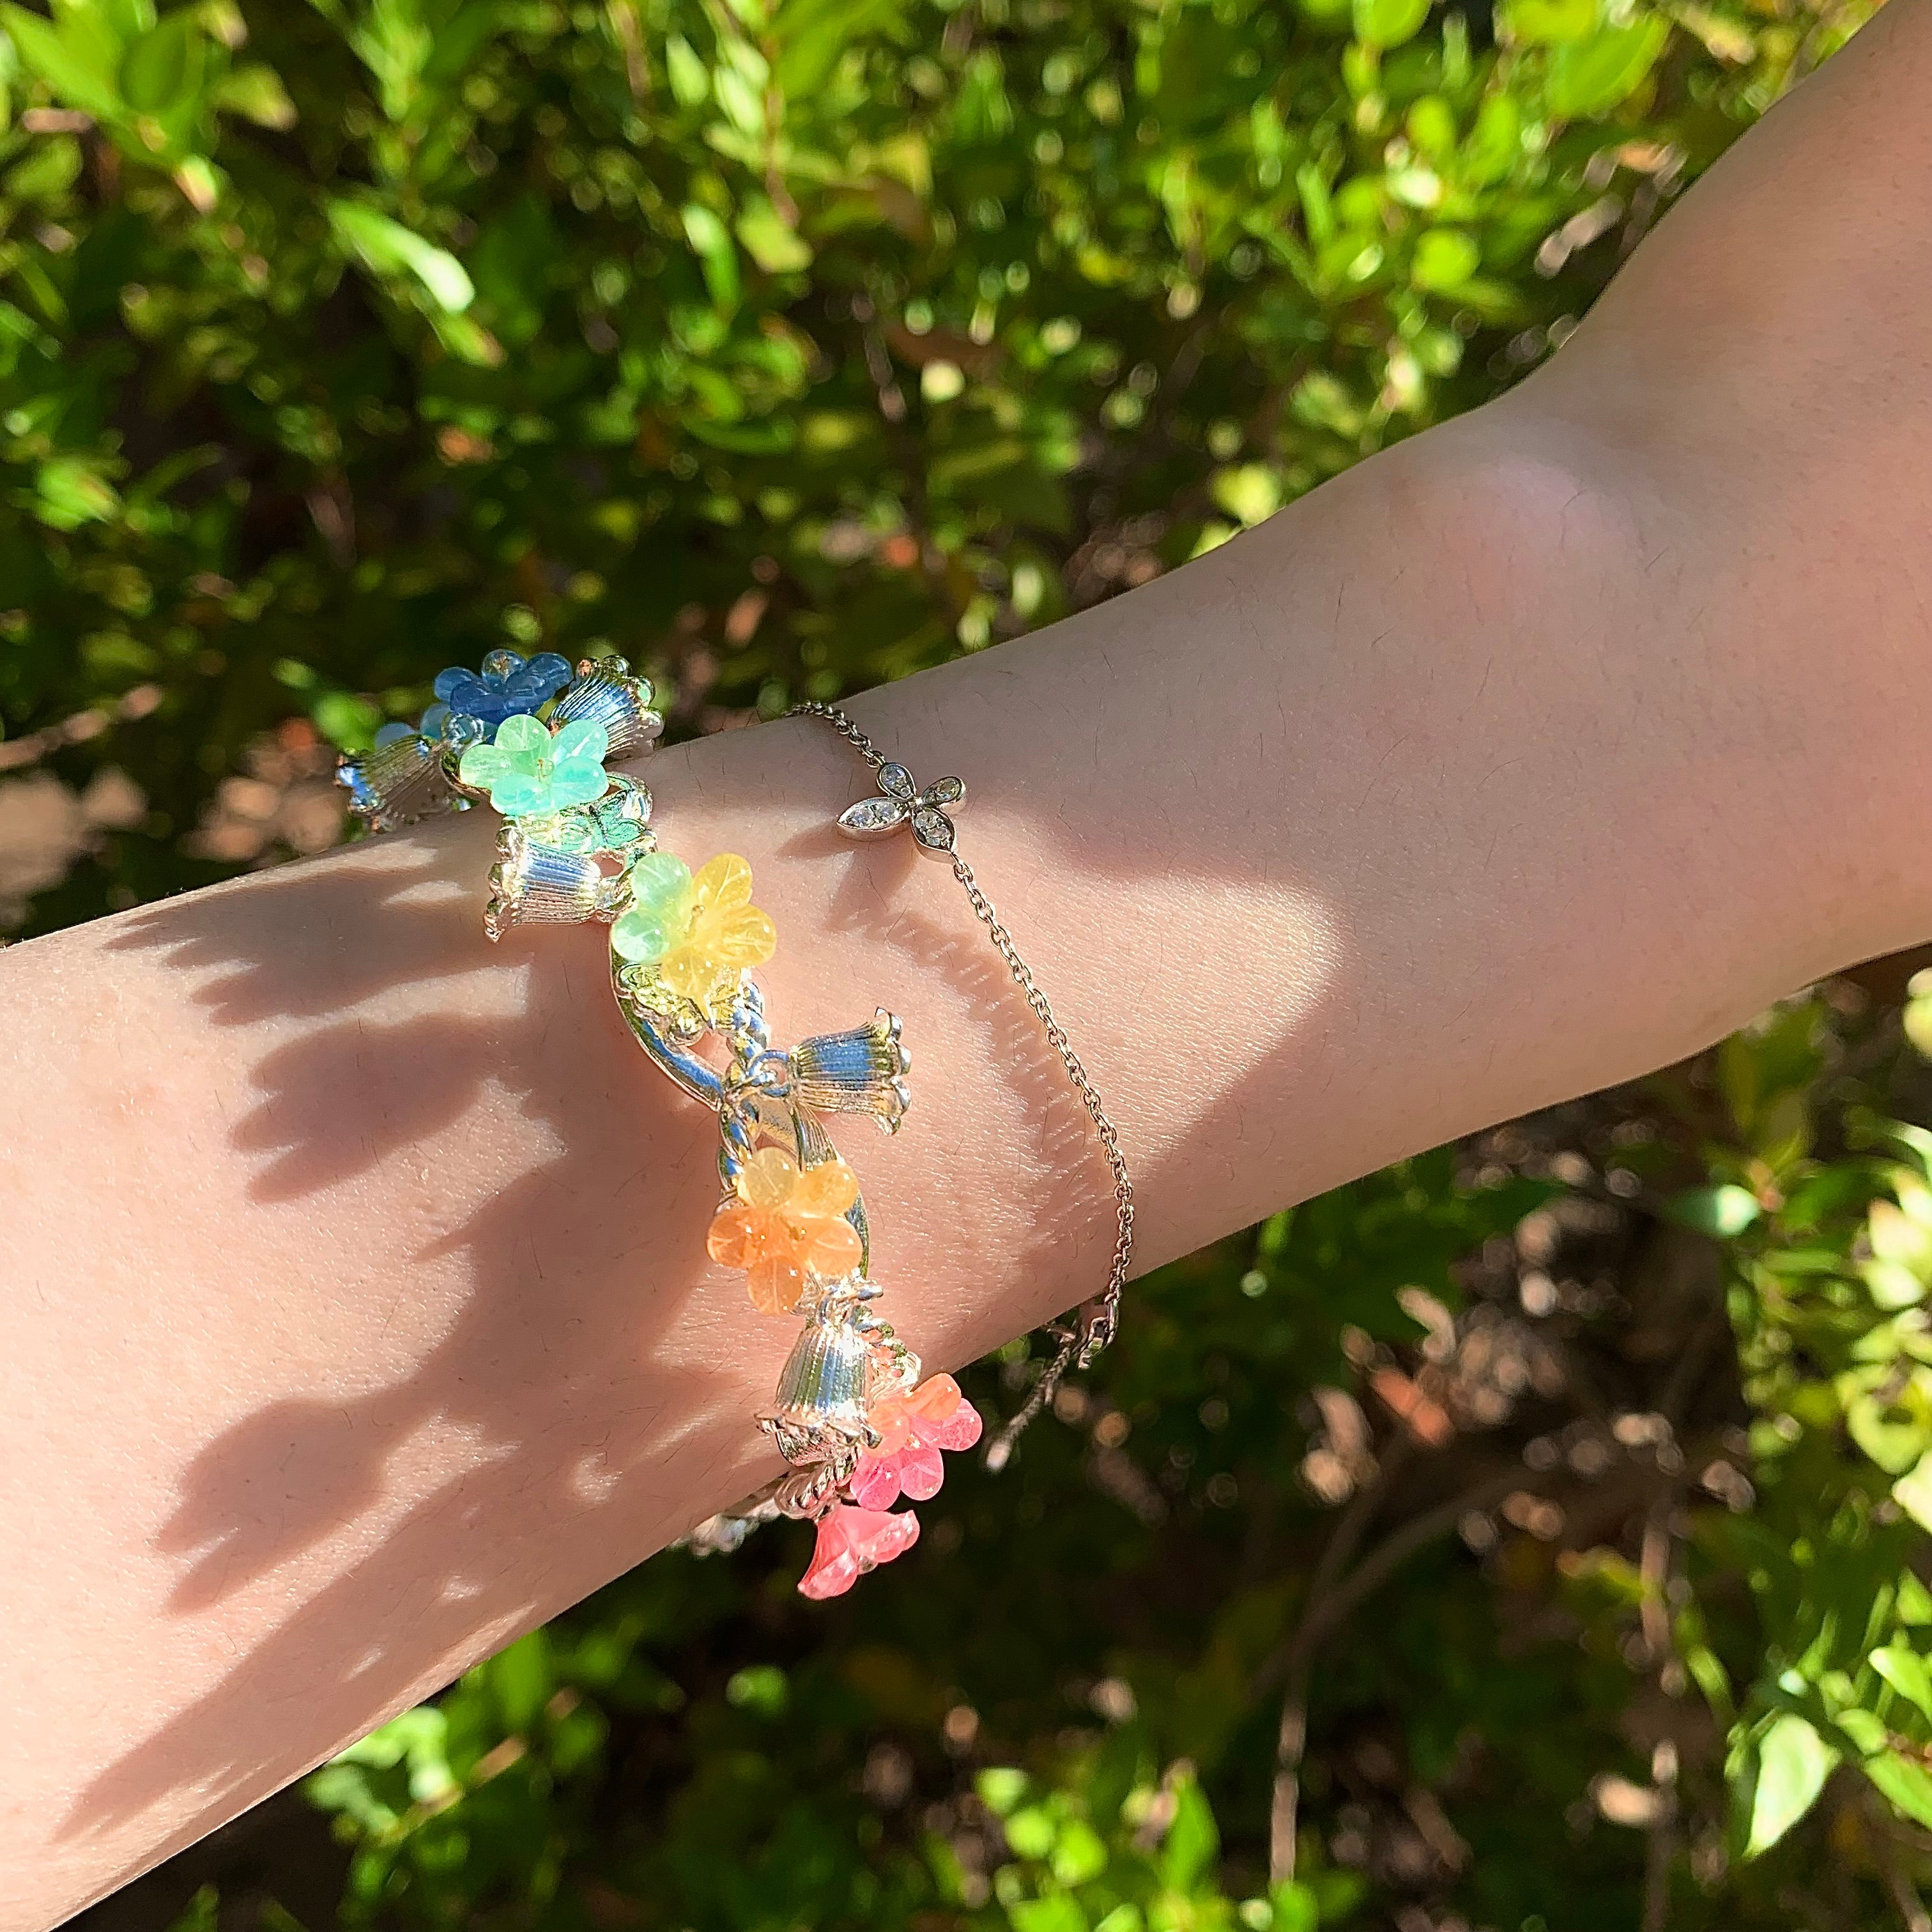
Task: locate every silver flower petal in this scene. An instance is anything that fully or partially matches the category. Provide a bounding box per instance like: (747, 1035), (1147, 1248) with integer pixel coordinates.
(837, 794), (910, 838)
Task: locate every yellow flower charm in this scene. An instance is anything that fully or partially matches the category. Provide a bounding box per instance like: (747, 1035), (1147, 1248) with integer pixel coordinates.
(614, 850), (776, 1020)
(707, 1147), (864, 1313)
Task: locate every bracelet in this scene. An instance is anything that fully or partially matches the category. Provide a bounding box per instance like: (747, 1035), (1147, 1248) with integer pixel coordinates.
(786, 701), (1135, 1469)
(335, 655), (1131, 1598)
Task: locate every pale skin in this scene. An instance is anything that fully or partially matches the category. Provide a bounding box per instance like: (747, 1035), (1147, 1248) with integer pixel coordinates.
(8, 5), (1932, 1920)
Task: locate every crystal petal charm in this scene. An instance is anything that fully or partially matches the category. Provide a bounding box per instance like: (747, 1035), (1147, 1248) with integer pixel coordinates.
(910, 806), (956, 854)
(837, 795), (909, 838)
(832, 760), (964, 854)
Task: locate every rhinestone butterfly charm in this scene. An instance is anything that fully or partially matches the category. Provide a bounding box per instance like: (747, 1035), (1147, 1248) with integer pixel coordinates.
(835, 762), (966, 856)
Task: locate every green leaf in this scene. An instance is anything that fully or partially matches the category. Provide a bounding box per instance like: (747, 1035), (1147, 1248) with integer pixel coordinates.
(119, 12), (201, 114)
(1462, 93), (1522, 183)
(88, 0), (158, 46)
(1009, 1898), (1087, 1932)
(1873, 1644), (1932, 1721)
(328, 200), (475, 312)
(1545, 15), (1669, 118)
(8, 134), (84, 199)
(1744, 1713), (1837, 1857)
(172, 153), (216, 208)
(312, 689), (381, 750)
(1869, 1197), (1932, 1277)
(773, 0), (901, 99)
(1052, 1820), (1108, 1887)
(1905, 985), (1932, 1060)
(1411, 227), (1480, 291)
(1839, 1706), (1890, 1755)
(1160, 1772), (1220, 1889)
(1866, 1749), (1932, 1828)
(215, 61), (295, 128)
(681, 203), (740, 311)
(1893, 1451), (1932, 1533)
(490, 1628), (553, 1733)
(978, 1767), (1031, 1816)
(1864, 1258), (1927, 1312)
(165, 1884), (220, 1932)
(430, 311), (503, 367)
(664, 31), (707, 103)
(724, 1663), (789, 1715)
(335, 1701), (443, 1783)
(1269, 1882), (1319, 1932)
(1901, 1572), (1932, 1626)
(1351, 0), (1428, 48)
(736, 197), (813, 274)
(1211, 464), (1282, 526)
(33, 455), (120, 528)
(1499, 0), (1597, 42)
(1295, 162), (1335, 245)
(1004, 1805), (1057, 1859)
(1669, 1184), (1761, 1239)
(1, 2), (122, 119)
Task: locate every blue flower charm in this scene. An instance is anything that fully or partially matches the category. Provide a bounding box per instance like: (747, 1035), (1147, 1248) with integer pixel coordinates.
(424, 648), (573, 735)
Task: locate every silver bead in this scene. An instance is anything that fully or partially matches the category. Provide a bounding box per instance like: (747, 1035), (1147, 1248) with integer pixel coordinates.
(789, 1009), (911, 1133)
(484, 823), (626, 940)
(335, 733), (459, 831)
(549, 656), (664, 763)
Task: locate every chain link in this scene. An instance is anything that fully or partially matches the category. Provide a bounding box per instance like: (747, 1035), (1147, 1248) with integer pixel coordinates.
(789, 699), (890, 771)
(788, 701), (1135, 1468)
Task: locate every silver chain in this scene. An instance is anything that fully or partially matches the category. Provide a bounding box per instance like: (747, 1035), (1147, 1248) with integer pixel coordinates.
(788, 700), (1135, 1468)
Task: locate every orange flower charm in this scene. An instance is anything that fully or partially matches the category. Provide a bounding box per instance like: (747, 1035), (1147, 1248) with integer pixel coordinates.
(707, 1147), (864, 1313)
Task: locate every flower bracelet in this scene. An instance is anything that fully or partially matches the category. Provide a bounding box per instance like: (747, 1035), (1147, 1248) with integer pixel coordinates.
(339, 651), (1132, 1597)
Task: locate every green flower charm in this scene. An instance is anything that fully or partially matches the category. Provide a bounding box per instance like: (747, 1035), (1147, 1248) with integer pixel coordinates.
(611, 850), (693, 964)
(459, 714), (610, 818)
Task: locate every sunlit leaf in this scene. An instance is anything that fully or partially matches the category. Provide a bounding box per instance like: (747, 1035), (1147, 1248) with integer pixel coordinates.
(1873, 1644), (1932, 1722)
(1352, 0), (1429, 48)
(328, 199), (475, 312)
(1894, 1451), (1932, 1533)
(1744, 1713), (1837, 1857)
(1863, 1750), (1932, 1829)
(119, 12), (202, 114)
(1669, 1184), (1761, 1239)
(0, 2), (123, 119)
(1546, 16), (1669, 118)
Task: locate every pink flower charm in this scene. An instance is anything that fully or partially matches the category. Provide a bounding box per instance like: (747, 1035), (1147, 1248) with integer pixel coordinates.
(798, 1504), (921, 1600)
(849, 1373), (983, 1510)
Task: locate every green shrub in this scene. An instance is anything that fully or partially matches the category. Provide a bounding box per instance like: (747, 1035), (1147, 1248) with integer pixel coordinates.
(0, 0), (1859, 928)
(12, 0), (1929, 1922)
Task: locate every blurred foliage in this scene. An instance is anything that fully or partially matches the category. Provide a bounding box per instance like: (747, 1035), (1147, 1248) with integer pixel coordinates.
(12, 0), (1931, 1920)
(0, 0), (1871, 923)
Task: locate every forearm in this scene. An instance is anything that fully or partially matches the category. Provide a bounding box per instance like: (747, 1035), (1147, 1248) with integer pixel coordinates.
(0, 409), (1895, 1925)
(11, 24), (1932, 1901)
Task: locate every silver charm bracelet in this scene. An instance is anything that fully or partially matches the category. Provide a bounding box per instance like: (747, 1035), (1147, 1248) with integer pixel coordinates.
(336, 652), (1131, 1595)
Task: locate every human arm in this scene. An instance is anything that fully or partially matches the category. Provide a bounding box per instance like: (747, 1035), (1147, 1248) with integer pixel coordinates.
(8, 2), (1932, 1919)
